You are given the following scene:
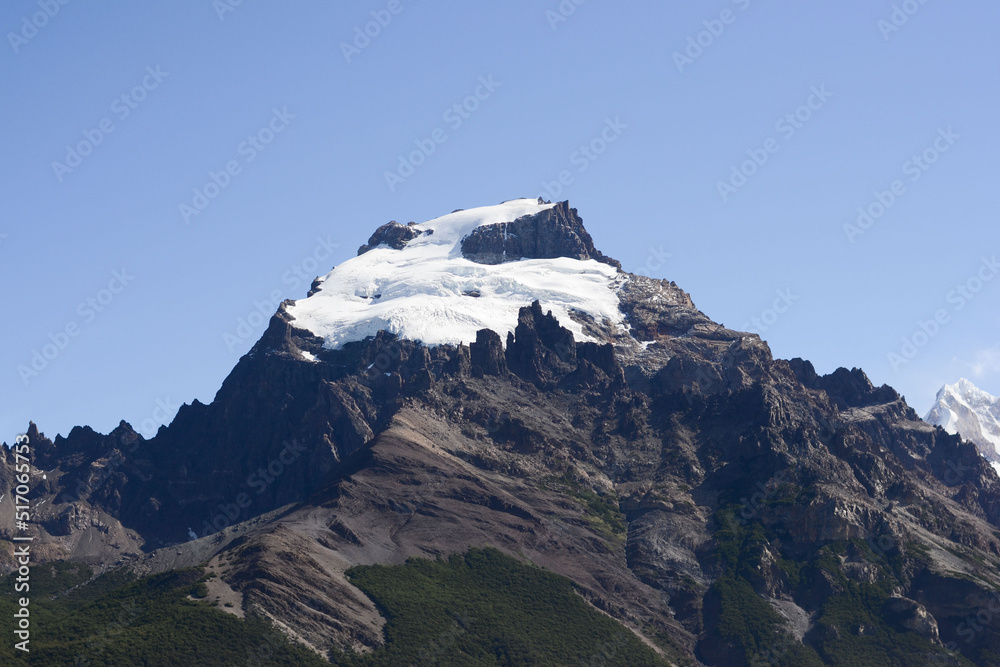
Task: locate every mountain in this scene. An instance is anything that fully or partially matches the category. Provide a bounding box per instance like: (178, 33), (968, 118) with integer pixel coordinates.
(925, 378), (1000, 473)
(5, 199), (1000, 665)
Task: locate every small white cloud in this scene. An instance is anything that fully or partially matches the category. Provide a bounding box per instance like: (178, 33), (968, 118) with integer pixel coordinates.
(955, 345), (1000, 378)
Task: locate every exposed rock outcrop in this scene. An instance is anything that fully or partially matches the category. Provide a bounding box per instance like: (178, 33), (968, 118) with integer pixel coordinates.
(461, 200), (621, 269)
(357, 220), (422, 255)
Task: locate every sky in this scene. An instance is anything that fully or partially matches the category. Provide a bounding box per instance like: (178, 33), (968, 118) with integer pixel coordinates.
(1, 1), (998, 442)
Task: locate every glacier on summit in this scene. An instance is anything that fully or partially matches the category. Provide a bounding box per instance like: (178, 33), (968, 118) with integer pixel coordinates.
(286, 199), (627, 350)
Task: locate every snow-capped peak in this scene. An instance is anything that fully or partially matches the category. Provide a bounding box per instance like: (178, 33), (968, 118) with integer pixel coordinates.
(925, 378), (1000, 471)
(285, 199), (626, 349)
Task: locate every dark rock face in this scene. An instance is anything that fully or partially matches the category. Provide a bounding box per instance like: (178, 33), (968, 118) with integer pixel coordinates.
(882, 596), (940, 641)
(789, 358), (901, 409)
(10, 205), (1000, 664)
(505, 301), (575, 382)
(460, 200), (622, 269)
(470, 329), (507, 376)
(357, 220), (422, 255)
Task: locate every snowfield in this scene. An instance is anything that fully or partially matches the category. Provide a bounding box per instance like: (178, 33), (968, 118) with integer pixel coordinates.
(286, 199), (626, 349)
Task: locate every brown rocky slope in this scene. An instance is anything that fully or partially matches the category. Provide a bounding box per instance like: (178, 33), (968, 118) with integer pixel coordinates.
(5, 201), (1000, 664)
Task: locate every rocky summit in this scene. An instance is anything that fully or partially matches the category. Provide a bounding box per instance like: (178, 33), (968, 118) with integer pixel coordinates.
(4, 200), (1000, 665)
(926, 378), (1000, 475)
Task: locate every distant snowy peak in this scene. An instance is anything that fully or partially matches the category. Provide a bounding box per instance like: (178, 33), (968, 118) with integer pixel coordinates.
(286, 199), (627, 350)
(925, 378), (1000, 469)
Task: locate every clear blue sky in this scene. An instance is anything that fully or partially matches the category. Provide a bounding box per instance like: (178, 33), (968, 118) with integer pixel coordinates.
(2, 1), (998, 442)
